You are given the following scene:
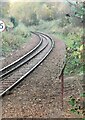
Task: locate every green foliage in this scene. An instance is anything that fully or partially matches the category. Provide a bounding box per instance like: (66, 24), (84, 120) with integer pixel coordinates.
(13, 23), (29, 37)
(66, 1), (84, 22)
(69, 94), (85, 116)
(64, 28), (83, 75)
(10, 16), (18, 28)
(38, 4), (54, 21)
(69, 97), (76, 106)
(30, 12), (39, 25)
(9, 3), (39, 26)
(80, 93), (85, 97)
(73, 3), (84, 21)
(22, 11), (39, 26)
(57, 17), (70, 27)
(82, 118), (85, 120)
(2, 2), (85, 26)
(2, 24), (29, 56)
(70, 109), (76, 113)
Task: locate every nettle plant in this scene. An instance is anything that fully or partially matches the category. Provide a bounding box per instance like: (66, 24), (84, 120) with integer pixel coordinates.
(69, 93), (85, 117)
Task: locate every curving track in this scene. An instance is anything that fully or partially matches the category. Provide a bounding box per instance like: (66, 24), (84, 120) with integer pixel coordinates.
(0, 32), (54, 97)
(0, 33), (42, 78)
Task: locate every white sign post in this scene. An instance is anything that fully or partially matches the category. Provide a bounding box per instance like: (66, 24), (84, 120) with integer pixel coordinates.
(0, 20), (6, 32)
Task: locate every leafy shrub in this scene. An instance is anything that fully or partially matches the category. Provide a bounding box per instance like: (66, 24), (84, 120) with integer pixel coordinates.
(2, 24), (29, 56)
(10, 16), (18, 28)
(13, 23), (29, 37)
(57, 17), (70, 27)
(69, 93), (85, 116)
(62, 24), (73, 36)
(38, 4), (54, 21)
(28, 12), (39, 26)
(65, 46), (83, 75)
(67, 1), (84, 22)
(22, 12), (39, 26)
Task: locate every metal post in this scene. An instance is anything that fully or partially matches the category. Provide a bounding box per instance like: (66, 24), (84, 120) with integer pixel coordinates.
(59, 63), (66, 109)
(59, 71), (64, 109)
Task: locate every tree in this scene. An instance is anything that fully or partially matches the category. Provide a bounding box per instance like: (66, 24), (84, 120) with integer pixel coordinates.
(9, 2), (39, 26)
(66, 0), (85, 22)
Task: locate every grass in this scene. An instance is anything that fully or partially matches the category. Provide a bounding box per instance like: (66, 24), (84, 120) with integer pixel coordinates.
(1, 22), (31, 56)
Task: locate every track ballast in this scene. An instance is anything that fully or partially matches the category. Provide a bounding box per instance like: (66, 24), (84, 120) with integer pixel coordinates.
(0, 32), (54, 97)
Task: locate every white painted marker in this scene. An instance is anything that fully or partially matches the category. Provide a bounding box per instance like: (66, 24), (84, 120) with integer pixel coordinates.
(0, 20), (6, 32)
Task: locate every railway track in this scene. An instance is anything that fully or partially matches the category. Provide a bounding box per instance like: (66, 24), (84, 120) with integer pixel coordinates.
(0, 32), (54, 97)
(0, 33), (42, 78)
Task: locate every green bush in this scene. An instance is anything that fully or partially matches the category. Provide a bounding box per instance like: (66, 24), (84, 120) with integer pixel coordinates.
(64, 28), (83, 75)
(22, 12), (39, 26)
(29, 12), (39, 25)
(69, 93), (85, 116)
(2, 24), (29, 56)
(10, 16), (18, 28)
(62, 24), (73, 36)
(13, 23), (29, 37)
(57, 17), (70, 27)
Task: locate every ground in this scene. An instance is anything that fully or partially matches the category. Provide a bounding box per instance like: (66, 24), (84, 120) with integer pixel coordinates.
(0, 35), (83, 118)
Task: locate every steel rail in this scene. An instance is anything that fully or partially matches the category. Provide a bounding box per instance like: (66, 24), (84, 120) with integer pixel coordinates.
(0, 32), (54, 97)
(0, 34), (42, 78)
(0, 34), (43, 79)
(0, 33), (48, 81)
